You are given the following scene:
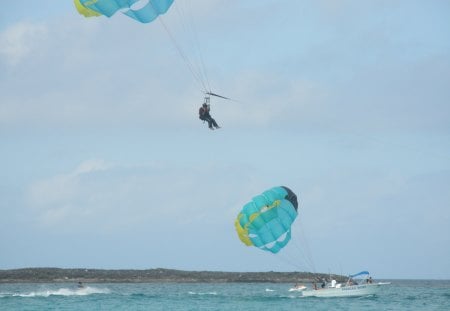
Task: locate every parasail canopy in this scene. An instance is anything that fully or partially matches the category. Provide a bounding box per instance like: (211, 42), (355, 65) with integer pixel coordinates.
(74, 0), (174, 23)
(235, 186), (298, 254)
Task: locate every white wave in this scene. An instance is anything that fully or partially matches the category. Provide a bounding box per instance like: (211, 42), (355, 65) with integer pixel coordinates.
(188, 291), (217, 295)
(8, 286), (110, 298)
(265, 288), (276, 292)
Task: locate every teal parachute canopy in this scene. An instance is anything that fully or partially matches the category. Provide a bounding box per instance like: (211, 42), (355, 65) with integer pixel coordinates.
(235, 186), (298, 254)
(75, 0), (174, 23)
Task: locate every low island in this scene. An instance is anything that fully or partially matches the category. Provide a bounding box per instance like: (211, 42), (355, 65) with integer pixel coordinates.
(0, 268), (343, 284)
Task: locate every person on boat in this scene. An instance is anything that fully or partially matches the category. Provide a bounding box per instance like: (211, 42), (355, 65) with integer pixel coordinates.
(321, 279), (326, 288)
(199, 103), (220, 130)
(312, 281), (318, 290)
(366, 276), (373, 284)
(77, 281), (84, 289)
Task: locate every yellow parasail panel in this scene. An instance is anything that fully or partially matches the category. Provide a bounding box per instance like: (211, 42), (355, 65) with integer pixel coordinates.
(74, 0), (101, 17)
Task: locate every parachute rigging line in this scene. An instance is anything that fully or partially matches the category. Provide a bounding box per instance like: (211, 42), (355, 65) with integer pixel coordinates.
(174, 1), (211, 93)
(150, 0), (211, 94)
(155, 13), (209, 92)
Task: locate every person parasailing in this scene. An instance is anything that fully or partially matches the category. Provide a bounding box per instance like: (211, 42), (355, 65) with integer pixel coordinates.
(199, 95), (220, 130)
(197, 91), (233, 130)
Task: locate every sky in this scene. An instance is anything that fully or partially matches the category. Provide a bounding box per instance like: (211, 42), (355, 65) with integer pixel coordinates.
(0, 0), (449, 280)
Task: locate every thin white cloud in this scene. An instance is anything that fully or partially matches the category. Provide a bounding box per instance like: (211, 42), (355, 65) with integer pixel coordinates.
(27, 159), (112, 215)
(0, 21), (48, 66)
(25, 159), (258, 233)
(72, 159), (111, 176)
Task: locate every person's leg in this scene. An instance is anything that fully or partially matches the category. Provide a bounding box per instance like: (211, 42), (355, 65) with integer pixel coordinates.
(207, 117), (214, 129)
(212, 118), (220, 128)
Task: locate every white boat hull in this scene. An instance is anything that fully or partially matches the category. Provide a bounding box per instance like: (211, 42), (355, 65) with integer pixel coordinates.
(301, 283), (390, 298)
(288, 285), (307, 292)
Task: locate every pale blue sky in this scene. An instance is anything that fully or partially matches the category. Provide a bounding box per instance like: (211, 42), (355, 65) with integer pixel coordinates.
(1, 1), (449, 279)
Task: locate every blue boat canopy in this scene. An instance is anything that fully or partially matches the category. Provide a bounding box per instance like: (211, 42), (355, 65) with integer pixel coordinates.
(349, 271), (370, 278)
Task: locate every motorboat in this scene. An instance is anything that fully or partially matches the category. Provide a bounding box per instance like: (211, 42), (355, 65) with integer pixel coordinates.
(301, 271), (390, 298)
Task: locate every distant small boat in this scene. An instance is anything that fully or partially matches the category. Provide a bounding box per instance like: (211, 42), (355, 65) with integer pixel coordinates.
(301, 271), (390, 298)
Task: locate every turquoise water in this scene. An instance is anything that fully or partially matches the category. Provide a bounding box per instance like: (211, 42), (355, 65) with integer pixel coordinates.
(1, 280), (449, 310)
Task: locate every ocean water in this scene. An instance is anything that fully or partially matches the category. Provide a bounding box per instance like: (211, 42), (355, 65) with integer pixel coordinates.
(1, 280), (449, 311)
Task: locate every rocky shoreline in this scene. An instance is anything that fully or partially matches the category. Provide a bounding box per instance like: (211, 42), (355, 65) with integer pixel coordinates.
(0, 268), (343, 283)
